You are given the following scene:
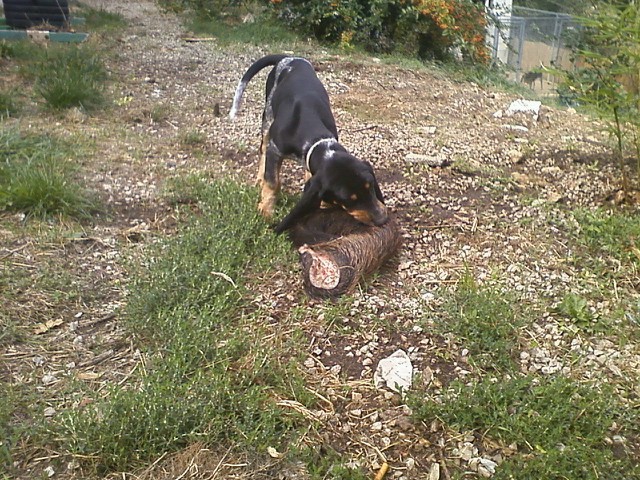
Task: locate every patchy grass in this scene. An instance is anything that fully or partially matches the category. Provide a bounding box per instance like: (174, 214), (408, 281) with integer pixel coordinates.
(410, 375), (639, 480)
(76, 3), (128, 32)
(51, 179), (310, 474)
(0, 89), (20, 119)
(435, 274), (526, 374)
(188, 15), (300, 48)
(0, 129), (100, 219)
(573, 208), (640, 268)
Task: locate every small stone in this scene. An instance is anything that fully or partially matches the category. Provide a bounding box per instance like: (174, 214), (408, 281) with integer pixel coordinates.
(371, 421), (383, 431)
(42, 374), (57, 386)
(428, 463), (440, 480)
(613, 435), (626, 445)
(44, 407), (56, 417)
(303, 357), (315, 369)
(330, 364), (342, 375)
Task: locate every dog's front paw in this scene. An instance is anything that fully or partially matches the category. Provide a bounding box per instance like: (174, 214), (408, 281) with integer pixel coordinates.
(273, 220), (287, 234)
(258, 199), (275, 219)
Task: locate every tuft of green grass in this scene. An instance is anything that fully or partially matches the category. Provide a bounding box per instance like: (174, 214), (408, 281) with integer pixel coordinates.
(0, 89), (20, 119)
(53, 179), (309, 474)
(437, 274), (525, 373)
(178, 129), (207, 148)
(0, 128), (100, 219)
(77, 3), (127, 31)
(410, 375), (639, 480)
(29, 45), (107, 110)
(0, 382), (40, 473)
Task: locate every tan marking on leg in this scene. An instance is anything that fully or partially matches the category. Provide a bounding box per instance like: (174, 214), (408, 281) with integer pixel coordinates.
(258, 181), (279, 218)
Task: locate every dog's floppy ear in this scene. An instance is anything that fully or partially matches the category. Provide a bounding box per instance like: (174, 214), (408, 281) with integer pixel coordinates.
(274, 177), (323, 234)
(373, 178), (385, 203)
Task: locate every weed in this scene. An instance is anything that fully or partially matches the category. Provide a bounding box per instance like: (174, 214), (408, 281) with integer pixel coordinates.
(436, 274), (525, 374)
(555, 292), (595, 328)
(53, 179), (309, 474)
(0, 128), (99, 219)
(410, 375), (639, 479)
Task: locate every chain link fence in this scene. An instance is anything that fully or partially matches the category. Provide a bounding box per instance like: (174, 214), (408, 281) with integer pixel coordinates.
(487, 6), (579, 93)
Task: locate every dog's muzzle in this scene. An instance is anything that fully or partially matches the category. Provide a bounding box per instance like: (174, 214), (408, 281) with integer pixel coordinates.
(348, 201), (389, 227)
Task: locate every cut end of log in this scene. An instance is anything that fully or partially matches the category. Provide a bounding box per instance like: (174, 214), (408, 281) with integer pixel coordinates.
(289, 208), (402, 299)
(299, 245), (341, 290)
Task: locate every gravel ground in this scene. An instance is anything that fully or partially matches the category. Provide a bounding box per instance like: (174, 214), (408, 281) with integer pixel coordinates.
(3, 0), (639, 478)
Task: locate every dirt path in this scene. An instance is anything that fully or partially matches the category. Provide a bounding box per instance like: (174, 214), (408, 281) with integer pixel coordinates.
(4, 0), (639, 478)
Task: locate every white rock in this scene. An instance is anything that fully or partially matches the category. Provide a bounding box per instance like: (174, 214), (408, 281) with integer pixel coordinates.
(480, 458), (497, 473)
(428, 463), (440, 480)
(502, 124), (529, 133)
(374, 350), (413, 394)
(506, 99), (541, 118)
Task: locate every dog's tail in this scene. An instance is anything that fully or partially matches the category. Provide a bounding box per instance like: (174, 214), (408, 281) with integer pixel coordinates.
(229, 54), (290, 119)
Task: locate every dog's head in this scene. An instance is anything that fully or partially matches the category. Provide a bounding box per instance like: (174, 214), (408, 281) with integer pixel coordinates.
(274, 153), (388, 234)
(318, 153), (388, 227)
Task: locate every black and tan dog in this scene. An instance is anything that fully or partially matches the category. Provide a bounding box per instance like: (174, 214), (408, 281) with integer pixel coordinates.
(229, 54), (388, 233)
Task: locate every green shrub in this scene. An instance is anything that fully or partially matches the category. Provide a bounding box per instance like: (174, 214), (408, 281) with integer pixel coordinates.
(268, 0), (488, 62)
(557, 0), (640, 189)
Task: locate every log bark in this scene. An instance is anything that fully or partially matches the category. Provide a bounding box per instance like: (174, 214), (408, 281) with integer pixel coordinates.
(287, 208), (402, 298)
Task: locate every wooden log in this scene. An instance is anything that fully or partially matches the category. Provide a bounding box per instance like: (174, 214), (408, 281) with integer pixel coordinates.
(287, 208), (402, 299)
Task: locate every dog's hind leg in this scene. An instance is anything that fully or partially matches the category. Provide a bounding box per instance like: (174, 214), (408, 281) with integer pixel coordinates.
(256, 131), (269, 186)
(258, 140), (283, 219)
